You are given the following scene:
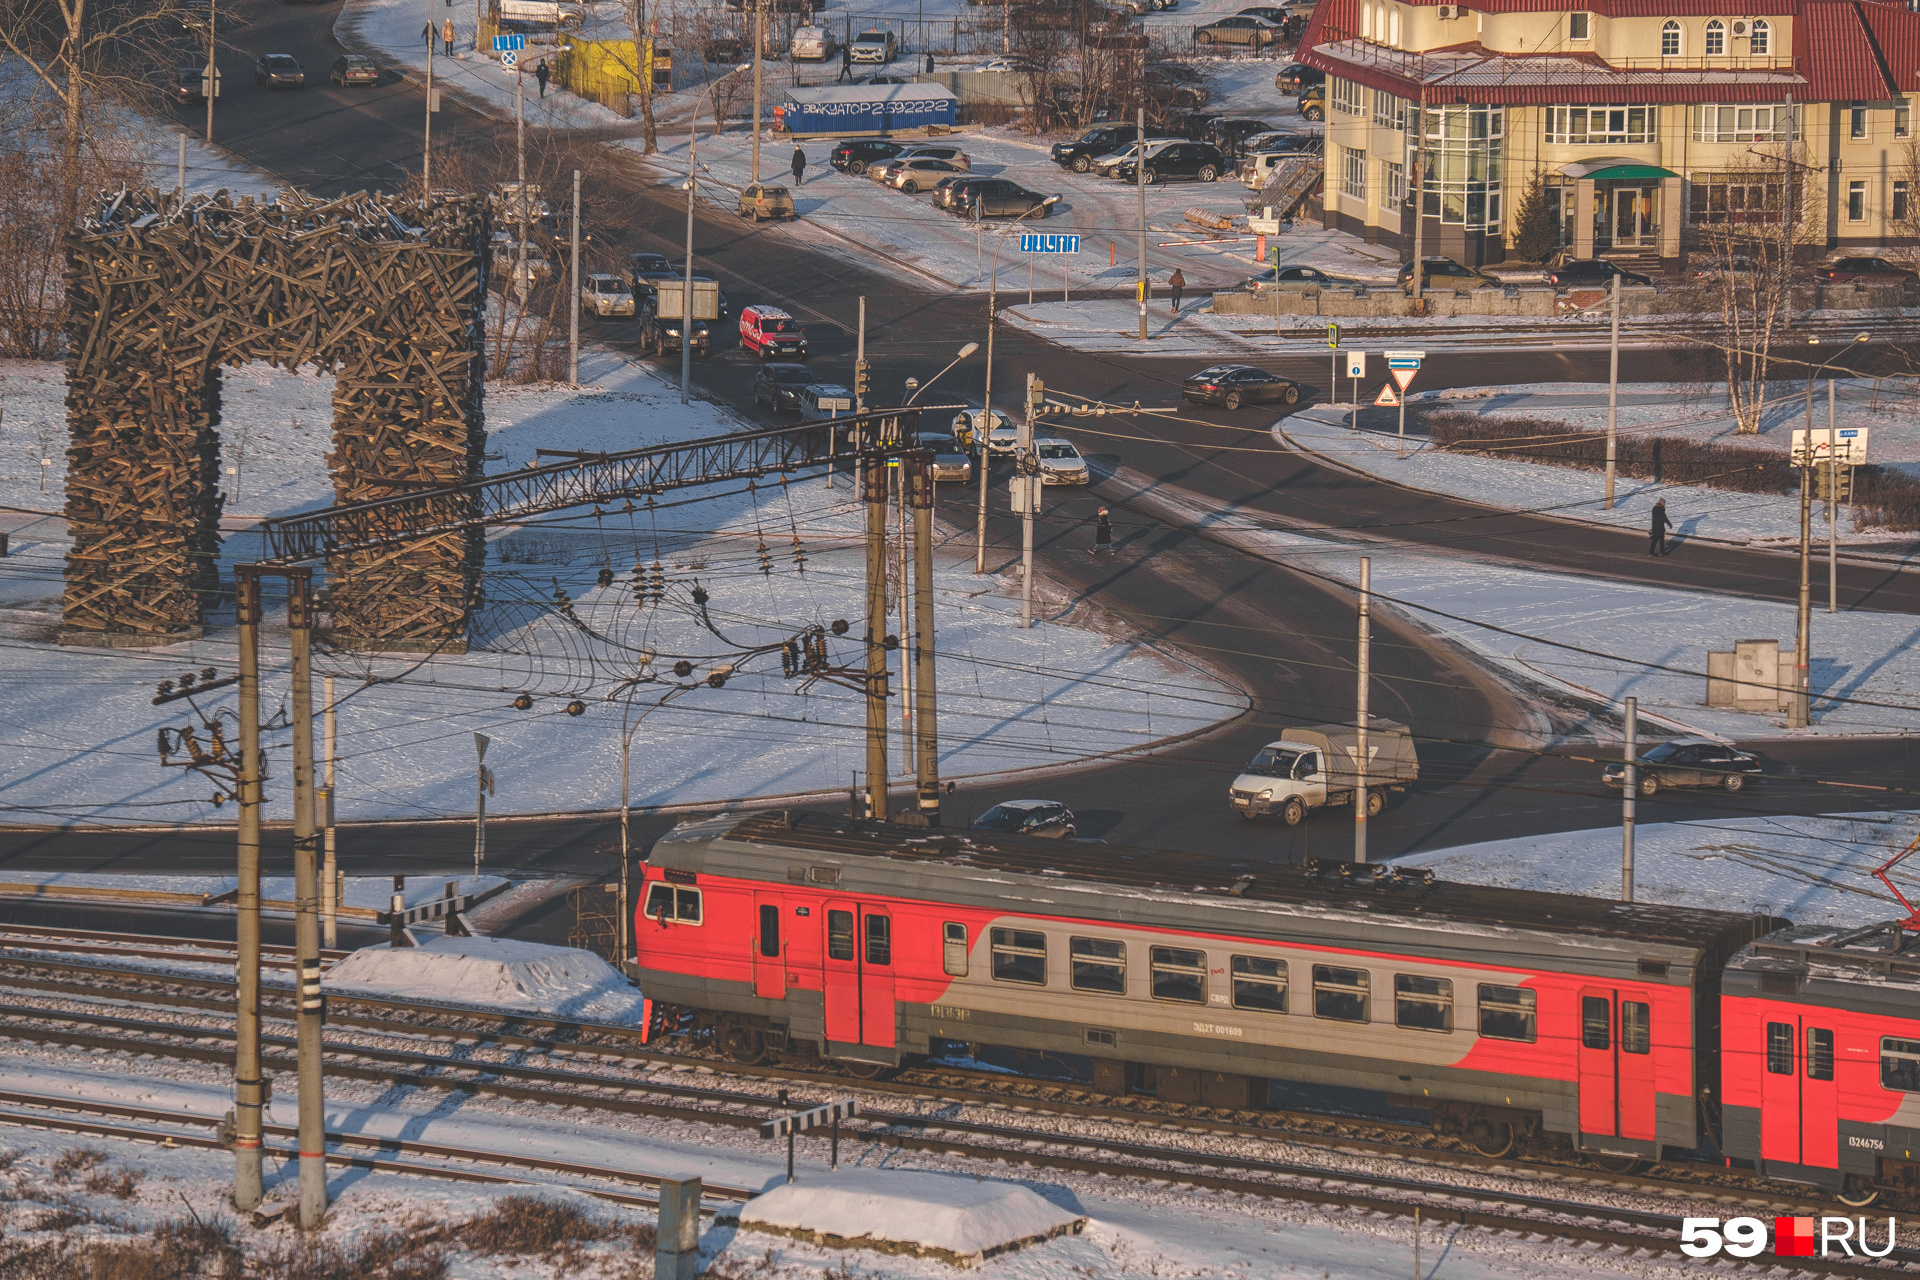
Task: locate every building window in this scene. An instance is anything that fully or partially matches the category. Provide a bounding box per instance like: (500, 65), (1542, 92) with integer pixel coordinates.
(1704, 18), (1724, 55)
(645, 882), (703, 924)
(1896, 181), (1909, 222)
(990, 927), (1046, 985)
(1381, 159), (1405, 211)
(1567, 11), (1590, 40)
(1691, 103), (1799, 143)
(1749, 18), (1768, 54)
(1848, 181), (1867, 222)
(1899, 101), (1912, 138)
(1545, 105), (1655, 146)
(1394, 974), (1453, 1032)
(1661, 20), (1681, 55)
(1361, 2), (1373, 40)
(1373, 89), (1406, 130)
(1477, 984), (1537, 1042)
(1417, 105), (1504, 229)
(1312, 964), (1370, 1022)
(1852, 106), (1869, 140)
(1389, 7), (1400, 45)
(1150, 945), (1208, 1004)
(1689, 171), (1802, 225)
(1331, 76), (1363, 116)
(1230, 955), (1287, 1012)
(1069, 936), (1127, 993)
(1343, 146), (1367, 201)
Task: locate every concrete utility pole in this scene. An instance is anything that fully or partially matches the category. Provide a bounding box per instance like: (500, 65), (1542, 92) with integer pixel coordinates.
(909, 454), (941, 822)
(204, 0), (216, 144)
(287, 571), (326, 1229)
(424, 0), (435, 191)
(322, 675), (337, 950)
(178, 134), (187, 204)
(863, 450), (890, 821)
(569, 169), (582, 387)
(1019, 373), (1040, 629)
(514, 55), (528, 315)
(1827, 378), (1838, 613)
(1409, 86), (1426, 309)
(1355, 556), (1371, 864)
(474, 732), (489, 874)
(751, 0), (765, 183)
(1136, 107), (1148, 341)
(976, 261), (996, 574)
(1792, 332), (1866, 724)
(232, 569), (264, 1211)
(1622, 695), (1637, 901)
(1604, 272), (1619, 509)
(897, 451), (912, 774)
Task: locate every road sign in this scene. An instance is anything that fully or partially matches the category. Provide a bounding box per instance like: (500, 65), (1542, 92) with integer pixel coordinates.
(1382, 348), (1426, 361)
(1326, 323), (1341, 349)
(1374, 384), (1401, 407)
(1390, 367), (1417, 392)
(492, 34), (526, 51)
(1019, 233), (1080, 253)
(502, 49), (518, 68)
(1345, 350), (1366, 379)
(1791, 427), (1869, 466)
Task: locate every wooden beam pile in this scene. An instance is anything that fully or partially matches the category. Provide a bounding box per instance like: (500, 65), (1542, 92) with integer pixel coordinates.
(61, 188), (490, 651)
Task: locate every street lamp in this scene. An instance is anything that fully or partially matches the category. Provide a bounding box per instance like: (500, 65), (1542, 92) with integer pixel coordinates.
(974, 199), (1058, 574)
(682, 64), (752, 405)
(1790, 330), (1868, 728)
(906, 343), (979, 403)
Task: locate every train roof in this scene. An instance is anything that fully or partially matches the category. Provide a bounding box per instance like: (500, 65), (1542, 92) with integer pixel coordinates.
(652, 811), (1761, 959)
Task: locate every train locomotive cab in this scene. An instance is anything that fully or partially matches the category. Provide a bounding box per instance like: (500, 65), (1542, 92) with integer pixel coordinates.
(630, 811), (1771, 1163)
(1721, 921), (1920, 1206)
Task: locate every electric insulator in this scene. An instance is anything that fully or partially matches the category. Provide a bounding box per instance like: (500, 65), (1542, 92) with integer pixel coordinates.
(830, 618), (849, 635)
(512, 693), (534, 710)
(691, 583), (709, 606)
(597, 567), (614, 588)
(200, 667), (216, 681)
(673, 660), (693, 678)
(565, 700), (586, 716)
(883, 634), (899, 650)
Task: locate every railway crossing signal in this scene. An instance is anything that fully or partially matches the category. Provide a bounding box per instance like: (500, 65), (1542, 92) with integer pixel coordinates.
(761, 1097), (861, 1181)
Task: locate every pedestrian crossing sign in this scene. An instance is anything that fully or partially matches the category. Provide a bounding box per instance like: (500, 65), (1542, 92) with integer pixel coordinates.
(1373, 384), (1400, 407)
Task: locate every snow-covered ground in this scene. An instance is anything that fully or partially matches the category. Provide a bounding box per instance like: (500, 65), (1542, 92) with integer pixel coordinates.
(0, 349), (1238, 827)
(324, 933), (648, 1021)
(1280, 402), (1913, 548)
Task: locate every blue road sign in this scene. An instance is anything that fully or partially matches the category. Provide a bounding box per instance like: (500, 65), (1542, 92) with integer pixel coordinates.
(492, 34), (526, 51)
(1387, 358), (1420, 370)
(1019, 234), (1080, 254)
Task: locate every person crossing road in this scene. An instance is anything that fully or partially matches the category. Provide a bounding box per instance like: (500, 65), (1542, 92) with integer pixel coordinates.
(1649, 497), (1672, 556)
(790, 145), (807, 186)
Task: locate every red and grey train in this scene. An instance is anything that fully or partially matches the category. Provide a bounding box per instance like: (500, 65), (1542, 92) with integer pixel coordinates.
(632, 810), (1917, 1204)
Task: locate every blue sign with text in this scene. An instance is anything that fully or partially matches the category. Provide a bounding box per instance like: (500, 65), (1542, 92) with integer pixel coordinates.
(1019, 234), (1080, 254)
(492, 34), (526, 51)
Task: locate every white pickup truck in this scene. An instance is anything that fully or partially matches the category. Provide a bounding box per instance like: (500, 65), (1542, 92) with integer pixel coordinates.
(1228, 719), (1418, 825)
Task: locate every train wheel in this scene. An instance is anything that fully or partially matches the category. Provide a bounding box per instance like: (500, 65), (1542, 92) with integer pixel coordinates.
(840, 1060), (891, 1080)
(1589, 1153), (1646, 1175)
(1839, 1176), (1881, 1208)
(1466, 1120), (1515, 1159)
(719, 1021), (767, 1065)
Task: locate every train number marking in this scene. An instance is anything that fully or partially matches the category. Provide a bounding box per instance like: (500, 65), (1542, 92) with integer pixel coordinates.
(1849, 1136), (1885, 1150)
(1192, 1022), (1244, 1037)
(931, 1005), (968, 1021)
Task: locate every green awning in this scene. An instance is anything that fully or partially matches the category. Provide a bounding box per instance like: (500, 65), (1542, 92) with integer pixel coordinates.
(1559, 160), (1680, 181)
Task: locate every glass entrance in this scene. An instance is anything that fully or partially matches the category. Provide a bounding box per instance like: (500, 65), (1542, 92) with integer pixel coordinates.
(1597, 186), (1655, 249)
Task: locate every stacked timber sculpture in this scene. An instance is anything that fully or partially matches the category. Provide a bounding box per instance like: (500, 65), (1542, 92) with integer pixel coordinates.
(60, 187), (489, 651)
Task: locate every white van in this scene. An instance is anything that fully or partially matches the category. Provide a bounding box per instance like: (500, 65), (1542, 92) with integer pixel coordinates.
(790, 26), (837, 61)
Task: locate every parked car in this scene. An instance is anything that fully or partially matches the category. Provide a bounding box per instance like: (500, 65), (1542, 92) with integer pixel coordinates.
(962, 180), (1059, 220)
(953, 408), (1011, 449)
(849, 28), (898, 62)
(1204, 117), (1279, 157)
(1690, 255), (1763, 280)
(739, 304), (808, 360)
(253, 54), (305, 88)
(789, 25), (837, 60)
(1248, 264), (1357, 290)
(328, 54), (379, 86)
(1297, 84), (1325, 121)
(580, 273), (634, 317)
(1051, 122), (1141, 173)
(1398, 256), (1499, 289)
(737, 184), (796, 221)
(1814, 256), (1919, 285)
(879, 157), (968, 192)
(1274, 63), (1325, 93)
(1241, 130), (1321, 157)
(969, 799), (1076, 838)
(1182, 364), (1302, 409)
(858, 73), (912, 85)
(1238, 5), (1289, 21)
(1115, 141), (1229, 185)
(1090, 139), (1177, 179)
(1195, 14), (1281, 45)
(933, 175), (995, 212)
(752, 363), (816, 412)
(831, 138), (907, 176)
(974, 55), (1038, 73)
(1602, 737), (1762, 794)
(1034, 437), (1090, 484)
(175, 65), (219, 103)
(1543, 258), (1654, 288)
(893, 143), (971, 169)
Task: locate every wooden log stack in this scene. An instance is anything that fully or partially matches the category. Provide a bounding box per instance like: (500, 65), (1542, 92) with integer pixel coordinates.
(61, 187), (490, 651)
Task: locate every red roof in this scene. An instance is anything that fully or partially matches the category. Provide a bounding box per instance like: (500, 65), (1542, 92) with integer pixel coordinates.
(1796, 1), (1897, 99)
(1459, 0), (1793, 13)
(1856, 0), (1920, 94)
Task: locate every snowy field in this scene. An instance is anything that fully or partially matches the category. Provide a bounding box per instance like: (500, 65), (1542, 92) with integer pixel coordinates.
(0, 349), (1238, 827)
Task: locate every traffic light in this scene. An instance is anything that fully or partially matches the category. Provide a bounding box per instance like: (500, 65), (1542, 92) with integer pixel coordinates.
(1026, 374), (1045, 414)
(854, 360), (872, 403)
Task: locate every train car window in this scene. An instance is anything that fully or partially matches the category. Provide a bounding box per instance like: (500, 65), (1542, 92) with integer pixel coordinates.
(1477, 985), (1536, 1042)
(1580, 997), (1610, 1049)
(1881, 1038), (1920, 1091)
(645, 883), (703, 925)
(1807, 1027), (1834, 1081)
(645, 883), (673, 920)
(1071, 937), (1127, 994)
(827, 910), (855, 961)
(1394, 974), (1453, 1032)
(1620, 1001), (1650, 1054)
(759, 904), (780, 957)
(1312, 965), (1369, 1022)
(1150, 946), (1206, 1003)
(943, 922), (969, 977)
(865, 914), (892, 965)
(991, 928), (1047, 985)
(1231, 955), (1287, 1012)
(1766, 1022), (1795, 1075)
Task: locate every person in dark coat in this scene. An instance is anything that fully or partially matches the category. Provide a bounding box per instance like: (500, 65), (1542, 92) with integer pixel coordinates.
(1094, 507), (1113, 554)
(838, 43), (852, 82)
(1649, 497), (1671, 556)
(1168, 269), (1186, 313)
(535, 58), (550, 96)
(925, 51), (935, 73)
(790, 145), (807, 185)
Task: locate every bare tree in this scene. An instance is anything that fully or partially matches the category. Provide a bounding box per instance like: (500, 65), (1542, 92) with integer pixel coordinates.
(627, 0), (659, 152)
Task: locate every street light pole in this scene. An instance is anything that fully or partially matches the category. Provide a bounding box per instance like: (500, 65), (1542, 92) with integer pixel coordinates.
(1790, 332), (1867, 728)
(976, 258), (996, 574)
(751, 0), (765, 183)
(569, 169), (582, 388)
(1136, 106), (1148, 341)
(1605, 271), (1619, 509)
(684, 65), (751, 406)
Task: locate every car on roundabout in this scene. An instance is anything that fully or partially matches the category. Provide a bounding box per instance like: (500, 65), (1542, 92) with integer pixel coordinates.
(1034, 437), (1090, 484)
(1602, 737), (1762, 794)
(1181, 364), (1302, 409)
(969, 799), (1077, 838)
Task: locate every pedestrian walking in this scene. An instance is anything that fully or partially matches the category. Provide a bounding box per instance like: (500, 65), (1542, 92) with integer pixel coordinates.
(924, 51), (935, 73)
(423, 21), (434, 49)
(535, 58), (550, 96)
(790, 145), (807, 186)
(838, 43), (852, 82)
(1168, 269), (1186, 314)
(442, 17), (455, 55)
(1093, 507), (1113, 554)
(1649, 497), (1672, 556)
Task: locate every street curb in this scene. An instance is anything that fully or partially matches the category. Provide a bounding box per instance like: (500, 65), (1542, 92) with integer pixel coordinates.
(1274, 410), (1920, 570)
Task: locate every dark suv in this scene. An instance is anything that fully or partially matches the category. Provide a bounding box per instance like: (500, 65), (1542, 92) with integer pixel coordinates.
(830, 139), (907, 176)
(1051, 123), (1141, 173)
(1115, 141), (1229, 184)
(1543, 258), (1654, 288)
(1815, 256), (1919, 285)
(1397, 256), (1499, 289)
(753, 363), (816, 413)
(1204, 117), (1279, 158)
(1274, 63), (1324, 93)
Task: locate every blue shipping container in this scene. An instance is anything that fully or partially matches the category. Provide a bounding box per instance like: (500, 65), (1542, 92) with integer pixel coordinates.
(776, 84), (957, 135)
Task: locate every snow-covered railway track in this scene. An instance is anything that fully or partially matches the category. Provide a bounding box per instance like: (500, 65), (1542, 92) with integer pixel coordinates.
(0, 922), (346, 971)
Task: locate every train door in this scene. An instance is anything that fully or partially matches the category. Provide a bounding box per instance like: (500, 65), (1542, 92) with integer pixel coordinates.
(1577, 988), (1657, 1144)
(860, 909), (896, 1047)
(820, 902), (897, 1049)
(1761, 1017), (1838, 1169)
(822, 902), (861, 1043)
(752, 892), (785, 1000)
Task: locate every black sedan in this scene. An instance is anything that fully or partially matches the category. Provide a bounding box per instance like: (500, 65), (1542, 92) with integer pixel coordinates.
(1274, 63), (1324, 93)
(1603, 737), (1762, 794)
(1248, 264), (1355, 289)
(963, 180), (1059, 219)
(1051, 123), (1141, 172)
(253, 54), (305, 89)
(752, 363), (815, 413)
(970, 800), (1077, 839)
(1544, 258), (1654, 288)
(830, 138), (906, 176)
(1195, 14), (1281, 45)
(1115, 141), (1229, 185)
(1182, 364), (1302, 410)
(1397, 256), (1500, 289)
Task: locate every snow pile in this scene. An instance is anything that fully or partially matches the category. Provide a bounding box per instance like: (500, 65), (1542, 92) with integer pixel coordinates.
(322, 935), (647, 1023)
(737, 1167), (1086, 1267)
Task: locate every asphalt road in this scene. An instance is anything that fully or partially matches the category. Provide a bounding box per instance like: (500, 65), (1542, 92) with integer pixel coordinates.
(47, 0), (1910, 893)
